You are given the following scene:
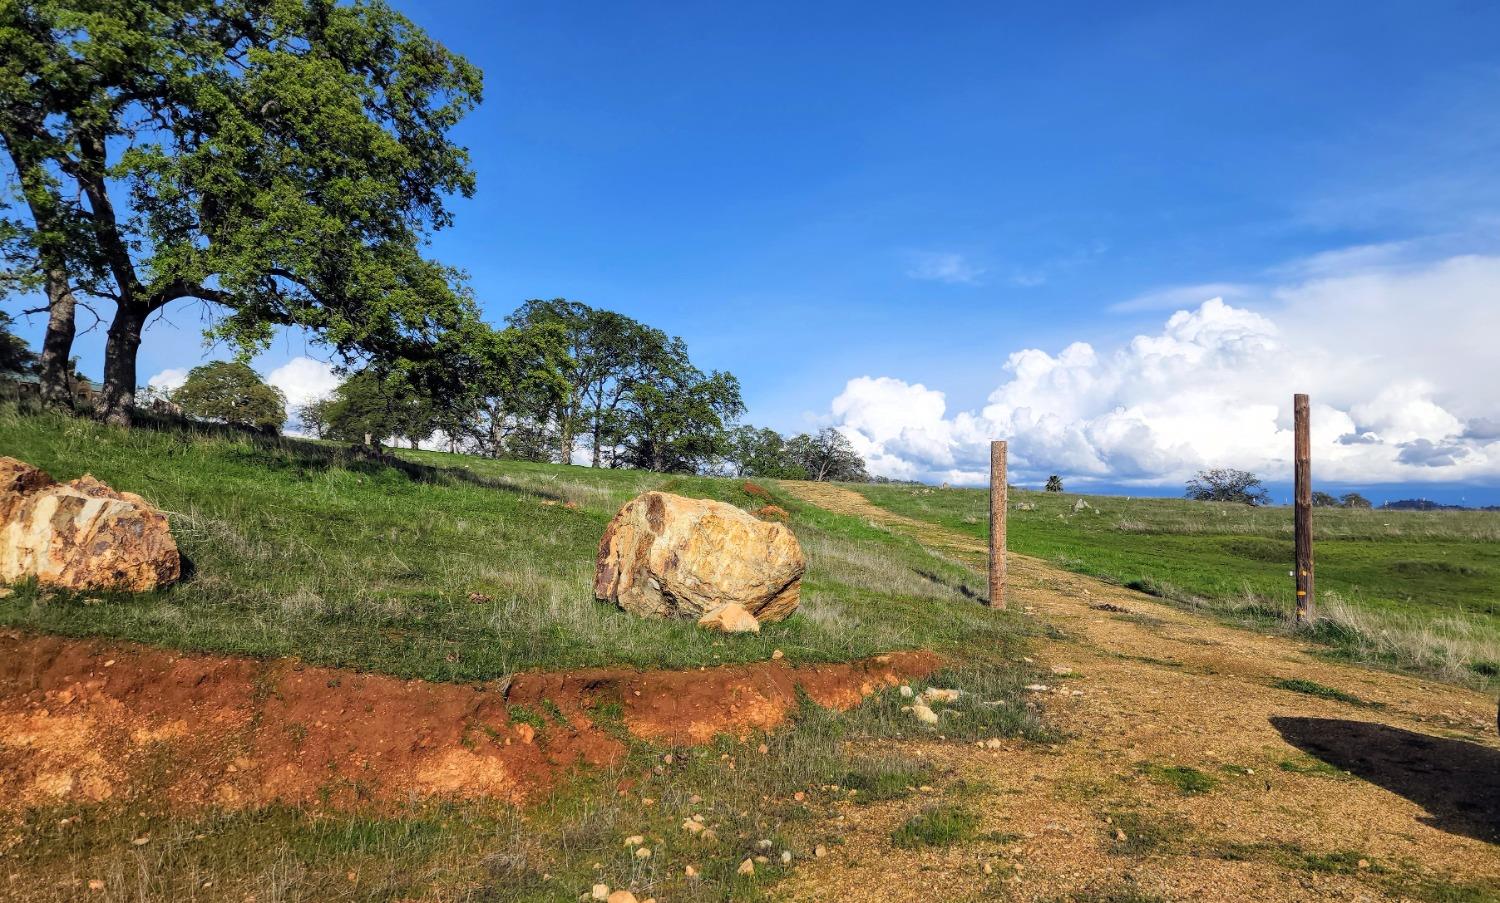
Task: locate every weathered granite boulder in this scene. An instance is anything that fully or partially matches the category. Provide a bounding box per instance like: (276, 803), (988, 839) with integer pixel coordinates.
(697, 602), (762, 634)
(0, 457), (180, 591)
(594, 491), (803, 623)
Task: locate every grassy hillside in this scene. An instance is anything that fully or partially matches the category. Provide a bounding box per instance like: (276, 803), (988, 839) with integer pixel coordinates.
(0, 408), (1048, 902)
(0, 409), (1029, 679)
(854, 482), (1500, 685)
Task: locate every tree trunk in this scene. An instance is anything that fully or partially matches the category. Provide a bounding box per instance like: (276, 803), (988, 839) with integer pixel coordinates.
(37, 267), (78, 409)
(4, 139), (79, 410)
(99, 304), (147, 426)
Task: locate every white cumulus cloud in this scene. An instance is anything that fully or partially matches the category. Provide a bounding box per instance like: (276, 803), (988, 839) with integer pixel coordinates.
(825, 254), (1500, 489)
(265, 356), (341, 408)
(146, 367), (190, 393)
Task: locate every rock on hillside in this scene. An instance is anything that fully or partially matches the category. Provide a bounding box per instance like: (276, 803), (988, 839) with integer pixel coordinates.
(594, 491), (804, 623)
(0, 457), (180, 592)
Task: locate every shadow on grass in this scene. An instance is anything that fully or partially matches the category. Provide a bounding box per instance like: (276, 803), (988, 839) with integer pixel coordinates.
(914, 569), (985, 605)
(129, 409), (570, 502)
(1270, 716), (1500, 844)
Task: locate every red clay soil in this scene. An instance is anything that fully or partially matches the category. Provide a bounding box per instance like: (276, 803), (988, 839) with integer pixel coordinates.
(0, 630), (938, 813)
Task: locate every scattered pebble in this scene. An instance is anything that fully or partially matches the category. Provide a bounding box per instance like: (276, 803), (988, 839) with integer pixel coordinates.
(737, 859), (755, 876)
(814, 844), (828, 858)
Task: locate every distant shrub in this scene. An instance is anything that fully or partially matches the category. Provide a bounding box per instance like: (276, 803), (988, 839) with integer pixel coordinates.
(1185, 468), (1270, 506)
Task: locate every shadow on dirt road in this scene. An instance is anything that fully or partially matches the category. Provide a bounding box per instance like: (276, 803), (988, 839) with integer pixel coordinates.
(1272, 716), (1500, 845)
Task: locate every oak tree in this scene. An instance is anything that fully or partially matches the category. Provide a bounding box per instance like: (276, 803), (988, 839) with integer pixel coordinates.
(0, 0), (482, 421)
(172, 360), (285, 432)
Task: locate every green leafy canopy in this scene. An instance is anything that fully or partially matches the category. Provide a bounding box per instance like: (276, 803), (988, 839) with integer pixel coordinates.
(1, 0), (485, 410)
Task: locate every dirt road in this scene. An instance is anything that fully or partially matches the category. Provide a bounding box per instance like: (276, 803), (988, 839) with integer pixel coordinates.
(778, 481), (1500, 902)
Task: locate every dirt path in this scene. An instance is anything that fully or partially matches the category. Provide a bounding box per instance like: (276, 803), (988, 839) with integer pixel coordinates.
(778, 481), (1500, 902)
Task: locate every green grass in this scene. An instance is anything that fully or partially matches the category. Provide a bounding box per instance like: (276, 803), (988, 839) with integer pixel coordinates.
(1104, 809), (1191, 855)
(852, 482), (1500, 687)
(0, 409), (1035, 679)
(1277, 755), (1354, 780)
(1387, 875), (1500, 903)
(837, 759), (931, 803)
(0, 408), (1056, 898)
(1217, 840), (1380, 875)
(1271, 677), (1380, 708)
(889, 804), (980, 848)
(1135, 763), (1217, 795)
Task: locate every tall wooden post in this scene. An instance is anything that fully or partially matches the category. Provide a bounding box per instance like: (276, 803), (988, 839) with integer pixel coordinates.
(1294, 394), (1315, 625)
(989, 440), (1007, 609)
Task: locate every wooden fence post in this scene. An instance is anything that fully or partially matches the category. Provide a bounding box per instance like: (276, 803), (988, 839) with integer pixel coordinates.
(1294, 394), (1315, 625)
(989, 440), (1007, 609)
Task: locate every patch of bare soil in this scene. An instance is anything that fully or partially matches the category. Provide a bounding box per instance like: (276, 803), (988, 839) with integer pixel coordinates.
(0, 630), (937, 813)
(777, 481), (1500, 902)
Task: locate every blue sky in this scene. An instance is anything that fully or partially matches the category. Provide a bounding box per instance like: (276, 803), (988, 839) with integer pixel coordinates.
(10, 1), (1500, 501)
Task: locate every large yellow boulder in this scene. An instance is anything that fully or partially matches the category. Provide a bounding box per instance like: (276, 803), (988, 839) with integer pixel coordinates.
(0, 457), (180, 592)
(594, 491), (804, 623)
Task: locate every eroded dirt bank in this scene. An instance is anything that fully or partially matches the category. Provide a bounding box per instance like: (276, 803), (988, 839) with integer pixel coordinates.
(0, 630), (938, 812)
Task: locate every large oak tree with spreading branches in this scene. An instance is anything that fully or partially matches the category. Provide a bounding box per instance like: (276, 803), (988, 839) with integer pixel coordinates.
(0, 0), (482, 422)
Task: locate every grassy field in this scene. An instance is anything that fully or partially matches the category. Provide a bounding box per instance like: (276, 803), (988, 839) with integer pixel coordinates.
(0, 407), (1050, 901)
(853, 482), (1500, 686)
(0, 408), (1032, 679)
(5, 408), (1498, 900)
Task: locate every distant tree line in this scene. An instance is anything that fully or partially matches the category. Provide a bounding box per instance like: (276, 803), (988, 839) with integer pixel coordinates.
(1313, 490), (1372, 509)
(124, 299), (870, 481)
(1186, 468), (1377, 509)
(724, 425), (869, 482)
